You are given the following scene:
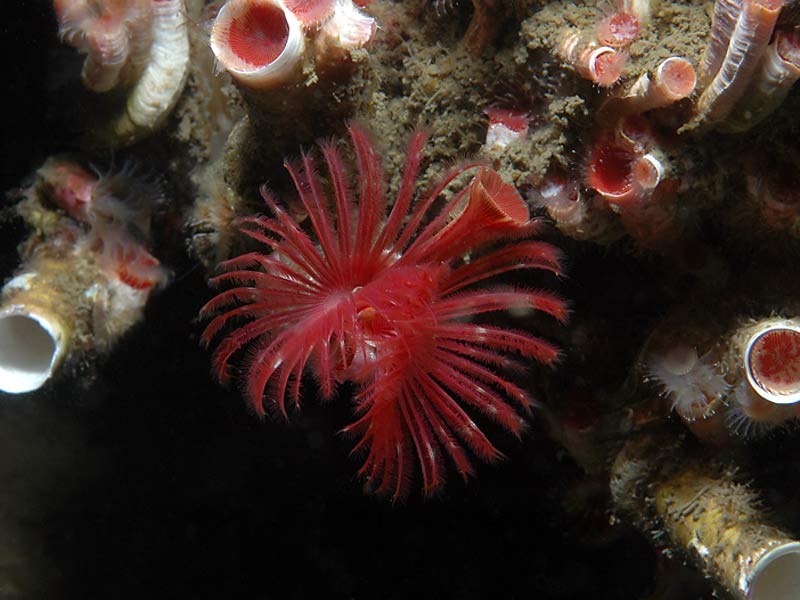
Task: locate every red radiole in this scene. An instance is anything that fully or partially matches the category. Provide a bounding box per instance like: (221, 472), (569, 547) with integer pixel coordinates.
(201, 124), (567, 500)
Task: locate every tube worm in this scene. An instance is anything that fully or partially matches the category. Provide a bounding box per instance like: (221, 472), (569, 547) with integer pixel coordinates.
(699, 0), (744, 87)
(742, 318), (800, 404)
(0, 232), (87, 394)
(722, 317), (800, 438)
(210, 0), (306, 90)
(639, 314), (732, 444)
(556, 29), (627, 87)
(313, 0), (376, 71)
(0, 229), (167, 394)
(210, 0), (375, 92)
(100, 0), (190, 145)
(586, 130), (640, 203)
(54, 0), (154, 92)
(0, 158), (169, 394)
(712, 315), (800, 437)
(695, 0), (784, 126)
(645, 343), (729, 425)
(529, 172), (624, 243)
(595, 1), (641, 48)
(723, 29), (800, 132)
(54, 0), (190, 146)
(585, 118), (683, 247)
(598, 57), (697, 121)
(611, 432), (800, 600)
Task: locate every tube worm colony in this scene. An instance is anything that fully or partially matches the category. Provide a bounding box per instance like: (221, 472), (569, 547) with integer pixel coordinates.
(3, 0), (800, 595)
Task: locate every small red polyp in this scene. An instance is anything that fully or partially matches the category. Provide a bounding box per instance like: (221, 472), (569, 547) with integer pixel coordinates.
(596, 11), (639, 48)
(587, 47), (627, 87)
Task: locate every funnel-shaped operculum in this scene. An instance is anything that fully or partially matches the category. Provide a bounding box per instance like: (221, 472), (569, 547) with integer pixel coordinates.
(696, 0), (784, 126)
(530, 174), (583, 227)
(587, 123), (682, 246)
(653, 57), (697, 102)
(632, 153), (664, 190)
(557, 29), (626, 87)
(744, 319), (800, 405)
(723, 29), (800, 132)
(580, 46), (626, 87)
(599, 57), (696, 121)
(420, 168), (530, 262)
(211, 0), (305, 90)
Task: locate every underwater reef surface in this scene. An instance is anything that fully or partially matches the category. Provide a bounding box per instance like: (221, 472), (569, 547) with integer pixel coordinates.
(3, 0), (800, 598)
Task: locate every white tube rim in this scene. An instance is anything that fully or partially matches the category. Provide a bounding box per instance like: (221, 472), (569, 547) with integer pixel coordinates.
(747, 541), (800, 600)
(744, 320), (800, 405)
(211, 0), (305, 89)
(0, 305), (67, 394)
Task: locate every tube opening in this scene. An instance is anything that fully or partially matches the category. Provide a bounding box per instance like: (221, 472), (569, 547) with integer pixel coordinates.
(746, 326), (800, 404)
(0, 313), (60, 394)
(748, 542), (800, 600)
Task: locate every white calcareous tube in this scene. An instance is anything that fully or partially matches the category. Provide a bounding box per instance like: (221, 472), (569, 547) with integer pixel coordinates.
(611, 432), (800, 600)
(747, 542), (800, 600)
(0, 294), (68, 394)
(104, 0), (191, 145)
(0, 257), (78, 395)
